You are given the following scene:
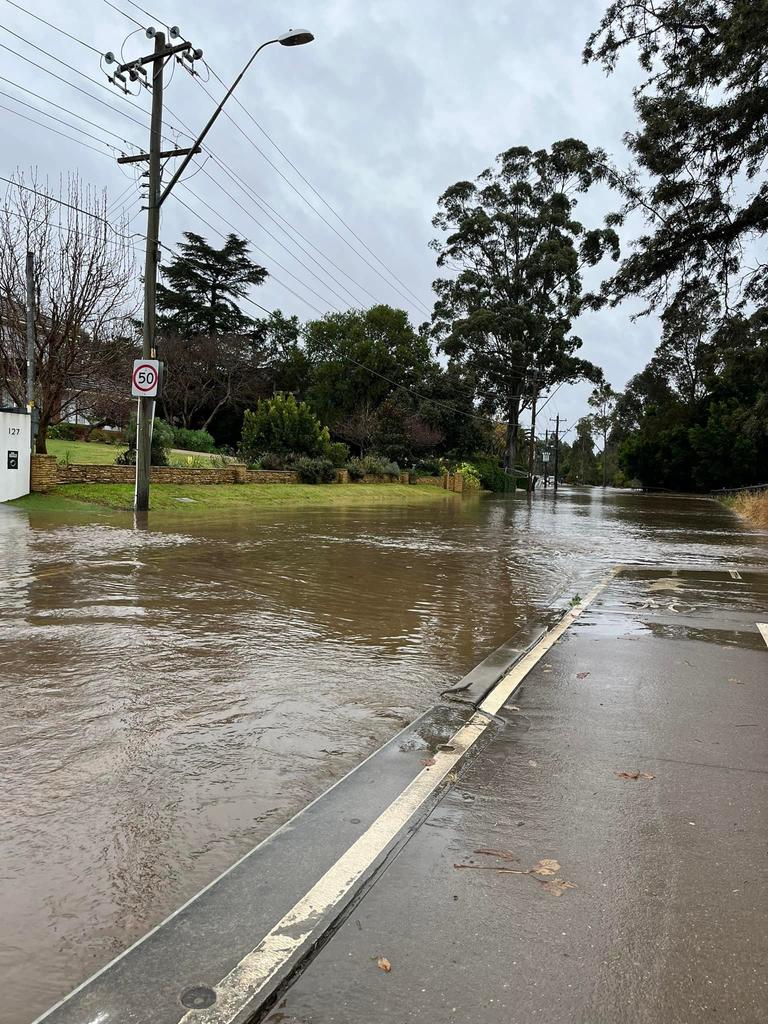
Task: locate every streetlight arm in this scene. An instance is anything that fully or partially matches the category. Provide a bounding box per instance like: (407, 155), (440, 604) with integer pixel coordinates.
(158, 37), (279, 207)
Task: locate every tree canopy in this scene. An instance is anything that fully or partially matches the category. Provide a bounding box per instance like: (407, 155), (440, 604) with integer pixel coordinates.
(430, 139), (619, 474)
(157, 232), (267, 336)
(584, 0), (768, 311)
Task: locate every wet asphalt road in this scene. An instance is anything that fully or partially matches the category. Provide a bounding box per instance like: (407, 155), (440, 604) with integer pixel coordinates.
(266, 566), (768, 1024)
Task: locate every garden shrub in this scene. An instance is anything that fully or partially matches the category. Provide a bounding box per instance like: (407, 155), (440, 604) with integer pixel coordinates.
(240, 394), (330, 462)
(117, 413), (173, 467)
(173, 427), (216, 453)
(361, 454), (400, 477)
(472, 457), (510, 493)
(294, 456), (336, 484)
(413, 458), (443, 477)
(258, 452), (287, 470)
(346, 458), (365, 481)
(326, 441), (350, 467)
(455, 461), (482, 489)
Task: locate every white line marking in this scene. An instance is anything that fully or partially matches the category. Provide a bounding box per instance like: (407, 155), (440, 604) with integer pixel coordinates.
(730, 570), (742, 580)
(757, 623), (768, 648)
(182, 567), (622, 1024)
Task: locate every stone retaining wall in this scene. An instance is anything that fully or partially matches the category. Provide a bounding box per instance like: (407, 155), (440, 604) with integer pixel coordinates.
(43, 461), (468, 493)
(30, 454), (58, 492)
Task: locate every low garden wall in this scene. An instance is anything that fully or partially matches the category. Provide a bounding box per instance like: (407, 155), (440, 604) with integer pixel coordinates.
(34, 461), (467, 494)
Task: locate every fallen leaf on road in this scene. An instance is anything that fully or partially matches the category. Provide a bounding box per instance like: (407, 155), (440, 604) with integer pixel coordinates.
(537, 878), (577, 897)
(615, 770), (655, 780)
(531, 859), (561, 876)
(377, 957), (392, 972)
(576, 672), (590, 679)
(420, 757), (436, 767)
(528, 760), (538, 767)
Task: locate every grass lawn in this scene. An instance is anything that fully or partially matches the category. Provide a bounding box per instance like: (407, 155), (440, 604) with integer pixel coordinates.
(46, 439), (125, 465)
(13, 483), (459, 513)
(45, 439), (224, 467)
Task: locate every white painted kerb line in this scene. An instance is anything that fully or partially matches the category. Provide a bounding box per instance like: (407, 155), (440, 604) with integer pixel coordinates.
(182, 567), (621, 1024)
(757, 623), (768, 649)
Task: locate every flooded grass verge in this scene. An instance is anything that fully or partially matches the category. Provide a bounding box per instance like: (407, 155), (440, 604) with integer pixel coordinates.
(12, 482), (460, 513)
(723, 490), (768, 528)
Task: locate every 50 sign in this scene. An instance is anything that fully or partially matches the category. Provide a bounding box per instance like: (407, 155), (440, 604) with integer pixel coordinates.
(131, 359), (161, 398)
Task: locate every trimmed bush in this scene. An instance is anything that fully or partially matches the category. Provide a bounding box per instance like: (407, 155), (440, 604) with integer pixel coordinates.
(346, 458), (365, 481)
(258, 452), (287, 470)
(173, 427), (216, 453)
(240, 394), (330, 462)
(326, 441), (350, 467)
(294, 456), (336, 484)
(117, 413), (173, 467)
(361, 454), (400, 478)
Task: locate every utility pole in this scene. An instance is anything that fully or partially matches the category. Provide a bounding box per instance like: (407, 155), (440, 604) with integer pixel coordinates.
(550, 415), (567, 493)
(526, 371), (539, 494)
(104, 25), (312, 511)
(136, 30), (164, 512)
(106, 30), (201, 511)
(543, 428), (549, 488)
(25, 250), (36, 449)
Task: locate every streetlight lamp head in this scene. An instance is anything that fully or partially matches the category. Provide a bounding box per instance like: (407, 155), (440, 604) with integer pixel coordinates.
(278, 28), (314, 46)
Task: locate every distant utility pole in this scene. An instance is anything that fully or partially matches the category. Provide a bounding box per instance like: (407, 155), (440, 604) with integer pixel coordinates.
(103, 25), (312, 511)
(25, 251), (36, 445)
(526, 370), (539, 494)
(105, 28), (201, 511)
(550, 415), (567, 493)
(543, 428), (549, 488)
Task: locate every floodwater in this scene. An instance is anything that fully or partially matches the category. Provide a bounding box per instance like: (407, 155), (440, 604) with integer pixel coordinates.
(1, 488), (765, 1024)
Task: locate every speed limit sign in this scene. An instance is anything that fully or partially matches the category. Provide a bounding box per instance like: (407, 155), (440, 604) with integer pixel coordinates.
(131, 359), (161, 397)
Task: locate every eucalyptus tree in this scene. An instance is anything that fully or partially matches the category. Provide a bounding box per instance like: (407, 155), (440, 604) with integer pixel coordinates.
(430, 139), (619, 476)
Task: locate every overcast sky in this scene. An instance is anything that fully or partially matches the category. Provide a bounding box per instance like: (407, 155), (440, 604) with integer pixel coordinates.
(0, 0), (660, 435)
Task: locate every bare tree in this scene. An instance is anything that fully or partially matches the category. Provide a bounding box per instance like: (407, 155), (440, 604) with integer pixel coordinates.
(335, 402), (380, 455)
(0, 170), (138, 452)
(157, 332), (270, 430)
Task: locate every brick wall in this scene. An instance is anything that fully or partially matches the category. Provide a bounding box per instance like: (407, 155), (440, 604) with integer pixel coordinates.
(30, 454), (58, 492)
(414, 474), (445, 487)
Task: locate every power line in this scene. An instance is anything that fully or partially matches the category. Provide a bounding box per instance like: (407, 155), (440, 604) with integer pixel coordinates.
(203, 62), (431, 314)
(176, 181), (345, 313)
(188, 74), (432, 316)
(0, 99), (120, 159)
(195, 162), (358, 312)
(1, 0), (103, 55)
(0, 73), (142, 148)
(104, 0), (432, 315)
(170, 192), (326, 317)
(0, 175), (142, 244)
(203, 151), (374, 308)
(0, 39), (150, 132)
(102, 0), (145, 30)
(0, 87), (130, 153)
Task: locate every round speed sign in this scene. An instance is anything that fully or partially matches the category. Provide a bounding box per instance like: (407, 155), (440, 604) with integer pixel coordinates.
(131, 359), (161, 397)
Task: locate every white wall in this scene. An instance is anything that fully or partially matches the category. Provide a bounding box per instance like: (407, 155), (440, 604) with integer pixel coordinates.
(0, 410), (31, 502)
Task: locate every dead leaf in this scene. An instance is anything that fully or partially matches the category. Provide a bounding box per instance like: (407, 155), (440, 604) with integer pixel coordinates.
(531, 858), (561, 876)
(576, 672), (590, 679)
(377, 957), (392, 972)
(615, 770), (655, 781)
(420, 757), (436, 767)
(474, 848), (520, 861)
(528, 760), (538, 768)
(537, 878), (577, 897)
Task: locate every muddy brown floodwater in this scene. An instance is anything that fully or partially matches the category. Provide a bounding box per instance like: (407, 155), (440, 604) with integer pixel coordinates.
(1, 488), (766, 1024)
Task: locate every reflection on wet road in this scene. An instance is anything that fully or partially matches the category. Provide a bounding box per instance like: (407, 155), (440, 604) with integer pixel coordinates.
(0, 488), (765, 1023)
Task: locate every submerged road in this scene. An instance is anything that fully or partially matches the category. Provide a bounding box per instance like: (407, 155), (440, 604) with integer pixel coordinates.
(35, 563), (768, 1024)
